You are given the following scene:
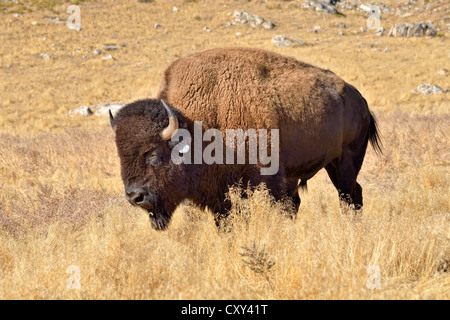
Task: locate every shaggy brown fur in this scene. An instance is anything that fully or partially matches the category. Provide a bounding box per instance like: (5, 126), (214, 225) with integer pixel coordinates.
(158, 47), (381, 212)
(112, 48), (381, 230)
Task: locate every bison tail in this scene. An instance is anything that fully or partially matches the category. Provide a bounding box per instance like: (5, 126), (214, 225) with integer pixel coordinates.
(368, 111), (382, 155)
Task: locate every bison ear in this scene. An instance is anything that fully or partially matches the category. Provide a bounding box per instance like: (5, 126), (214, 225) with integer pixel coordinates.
(109, 110), (116, 130)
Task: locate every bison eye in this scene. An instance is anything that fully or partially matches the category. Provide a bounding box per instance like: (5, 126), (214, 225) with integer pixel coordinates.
(147, 152), (161, 166)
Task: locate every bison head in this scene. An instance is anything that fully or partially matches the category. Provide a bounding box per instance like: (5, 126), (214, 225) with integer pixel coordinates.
(110, 99), (191, 230)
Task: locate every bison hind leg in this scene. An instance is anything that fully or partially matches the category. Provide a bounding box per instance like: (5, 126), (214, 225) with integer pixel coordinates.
(326, 146), (365, 212)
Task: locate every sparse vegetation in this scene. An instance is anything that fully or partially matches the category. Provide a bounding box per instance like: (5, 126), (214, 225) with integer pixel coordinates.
(0, 0), (448, 299)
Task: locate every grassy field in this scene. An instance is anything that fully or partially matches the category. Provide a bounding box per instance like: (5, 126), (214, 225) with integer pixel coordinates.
(0, 0), (449, 299)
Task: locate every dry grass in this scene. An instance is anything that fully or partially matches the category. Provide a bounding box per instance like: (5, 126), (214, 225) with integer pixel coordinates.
(0, 113), (448, 299)
(0, 0), (449, 299)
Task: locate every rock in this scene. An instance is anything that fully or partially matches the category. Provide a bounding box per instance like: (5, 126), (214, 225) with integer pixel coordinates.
(203, 27), (211, 32)
(101, 55), (114, 60)
(230, 10), (275, 29)
(262, 21), (275, 30)
(388, 22), (437, 37)
(437, 69), (448, 76)
(272, 35), (305, 47)
(40, 53), (50, 60)
(154, 23), (162, 29)
(93, 48), (101, 55)
(301, 0), (340, 15)
(173, 6), (178, 12)
(44, 16), (66, 24)
(376, 27), (385, 37)
(417, 84), (446, 95)
(69, 101), (126, 117)
(68, 24), (82, 31)
(103, 44), (119, 50)
(68, 106), (93, 117)
(334, 22), (346, 28)
(308, 26), (321, 33)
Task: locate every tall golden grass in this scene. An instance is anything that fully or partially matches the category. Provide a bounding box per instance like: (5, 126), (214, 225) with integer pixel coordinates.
(0, 0), (449, 299)
(0, 112), (448, 299)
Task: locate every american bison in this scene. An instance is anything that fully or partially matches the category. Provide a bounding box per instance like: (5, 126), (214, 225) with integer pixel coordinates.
(110, 47), (381, 230)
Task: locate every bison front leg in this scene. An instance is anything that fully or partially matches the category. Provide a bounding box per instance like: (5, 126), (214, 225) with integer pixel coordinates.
(212, 197), (233, 232)
(286, 179), (301, 217)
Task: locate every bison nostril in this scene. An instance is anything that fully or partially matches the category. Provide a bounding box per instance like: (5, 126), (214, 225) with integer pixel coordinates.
(134, 194), (145, 204)
(126, 187), (149, 206)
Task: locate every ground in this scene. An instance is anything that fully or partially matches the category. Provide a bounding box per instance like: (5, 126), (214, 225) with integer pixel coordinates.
(0, 0), (449, 299)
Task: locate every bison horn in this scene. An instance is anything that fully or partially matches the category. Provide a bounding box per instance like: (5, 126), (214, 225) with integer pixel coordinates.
(109, 109), (116, 129)
(160, 100), (179, 140)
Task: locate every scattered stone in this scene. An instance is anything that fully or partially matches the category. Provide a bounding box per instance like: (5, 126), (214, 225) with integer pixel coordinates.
(417, 84), (446, 95)
(388, 22), (437, 37)
(69, 101), (126, 117)
(103, 44), (119, 50)
(383, 47), (390, 53)
(334, 22), (346, 28)
(173, 6), (179, 12)
(31, 21), (38, 26)
(230, 10), (275, 30)
(154, 23), (162, 29)
(301, 0), (340, 15)
(102, 55), (114, 60)
(272, 35), (305, 47)
(93, 48), (101, 55)
(68, 24), (82, 31)
(437, 69), (448, 76)
(42, 37), (47, 41)
(338, 30), (344, 36)
(44, 17), (66, 24)
(69, 106), (93, 117)
(376, 27), (385, 37)
(203, 27), (211, 32)
(360, 27), (367, 32)
(40, 53), (50, 60)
